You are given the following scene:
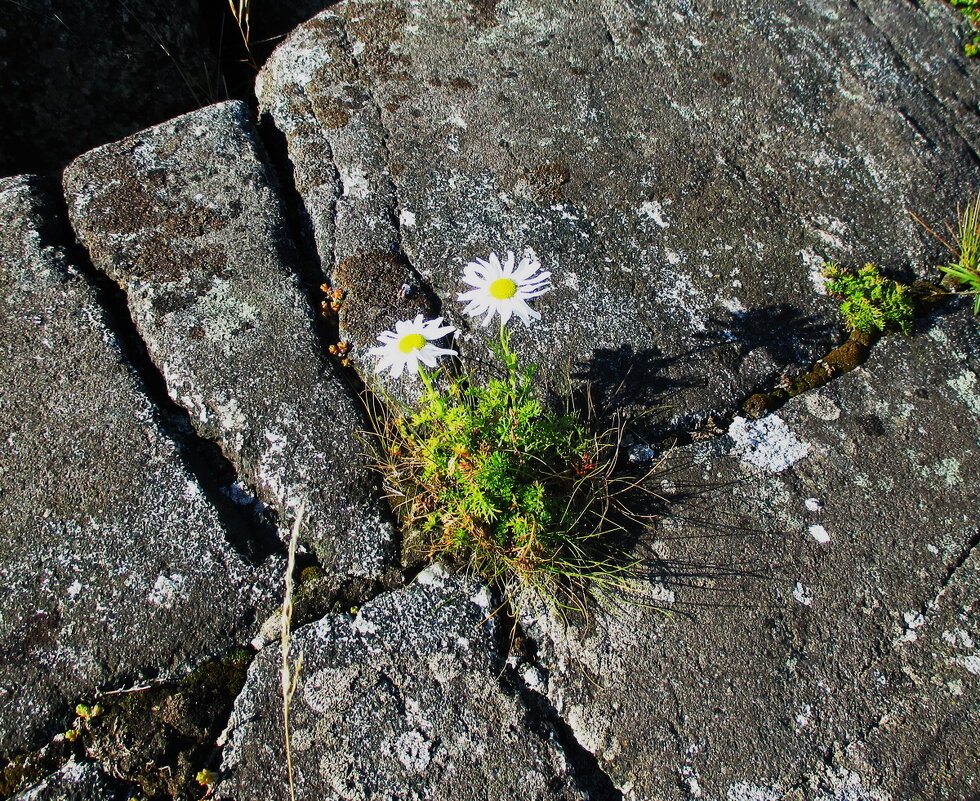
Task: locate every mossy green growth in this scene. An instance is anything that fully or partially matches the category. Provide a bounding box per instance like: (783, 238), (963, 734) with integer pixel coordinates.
(823, 262), (915, 335)
(373, 326), (638, 610)
(952, 0), (980, 57)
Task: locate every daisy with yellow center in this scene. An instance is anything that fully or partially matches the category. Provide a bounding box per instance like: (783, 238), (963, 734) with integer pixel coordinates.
(458, 250), (552, 327)
(369, 315), (457, 378)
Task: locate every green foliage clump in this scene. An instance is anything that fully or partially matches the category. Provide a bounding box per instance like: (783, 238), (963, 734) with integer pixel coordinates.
(952, 0), (980, 57)
(939, 191), (980, 314)
(374, 327), (638, 609)
(823, 262), (915, 335)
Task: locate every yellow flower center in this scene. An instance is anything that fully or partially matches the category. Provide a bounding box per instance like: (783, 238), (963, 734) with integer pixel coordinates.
(489, 278), (518, 299)
(398, 333), (427, 353)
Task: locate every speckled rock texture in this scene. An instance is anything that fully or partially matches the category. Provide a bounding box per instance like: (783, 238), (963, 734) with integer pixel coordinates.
(0, 176), (280, 758)
(519, 308), (980, 800)
(10, 759), (133, 801)
(255, 0), (980, 427)
(214, 566), (582, 801)
(63, 101), (396, 581)
(0, 0), (216, 177)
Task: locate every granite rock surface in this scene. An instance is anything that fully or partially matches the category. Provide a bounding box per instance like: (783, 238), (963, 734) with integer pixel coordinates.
(520, 309), (980, 800)
(63, 101), (396, 581)
(0, 175), (280, 759)
(256, 0), (980, 429)
(214, 566), (583, 801)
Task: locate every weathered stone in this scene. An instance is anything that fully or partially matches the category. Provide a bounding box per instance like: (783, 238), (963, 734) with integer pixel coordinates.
(11, 759), (133, 801)
(214, 566), (582, 800)
(256, 0), (980, 427)
(0, 0), (217, 177)
(63, 101), (396, 580)
(0, 176), (279, 758)
(519, 309), (980, 799)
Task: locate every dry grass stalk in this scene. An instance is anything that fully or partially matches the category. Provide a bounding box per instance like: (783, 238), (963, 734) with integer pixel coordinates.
(280, 502), (305, 801)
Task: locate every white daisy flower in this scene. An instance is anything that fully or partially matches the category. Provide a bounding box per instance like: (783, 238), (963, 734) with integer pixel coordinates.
(458, 250), (552, 327)
(369, 315), (457, 378)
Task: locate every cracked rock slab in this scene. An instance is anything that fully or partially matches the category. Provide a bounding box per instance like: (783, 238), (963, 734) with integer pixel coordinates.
(257, 0), (980, 428)
(520, 310), (980, 800)
(0, 176), (280, 758)
(63, 101), (395, 579)
(214, 566), (582, 801)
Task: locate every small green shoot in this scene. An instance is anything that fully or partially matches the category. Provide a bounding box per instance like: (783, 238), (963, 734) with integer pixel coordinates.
(823, 262), (915, 335)
(952, 0), (980, 57)
(939, 192), (980, 314)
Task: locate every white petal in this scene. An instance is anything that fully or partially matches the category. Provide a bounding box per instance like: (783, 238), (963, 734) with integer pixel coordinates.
(499, 305), (513, 326)
(417, 350), (439, 368)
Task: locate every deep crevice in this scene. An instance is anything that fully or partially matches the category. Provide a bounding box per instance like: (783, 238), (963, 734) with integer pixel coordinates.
(251, 108), (409, 595)
(491, 602), (624, 801)
(44, 181), (284, 565)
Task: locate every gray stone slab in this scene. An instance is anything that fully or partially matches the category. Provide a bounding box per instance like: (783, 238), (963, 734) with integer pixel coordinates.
(214, 566), (582, 801)
(256, 0), (980, 426)
(0, 176), (280, 758)
(63, 101), (396, 580)
(518, 309), (980, 799)
(0, 0), (216, 176)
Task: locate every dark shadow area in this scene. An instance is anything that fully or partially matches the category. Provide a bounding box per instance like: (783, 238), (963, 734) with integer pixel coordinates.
(0, 0), (220, 178)
(569, 343), (707, 443)
(0, 0), (342, 179)
(697, 304), (839, 368)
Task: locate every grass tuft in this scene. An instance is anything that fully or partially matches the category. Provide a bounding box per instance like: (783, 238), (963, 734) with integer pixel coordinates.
(369, 325), (659, 613)
(941, 191), (980, 314)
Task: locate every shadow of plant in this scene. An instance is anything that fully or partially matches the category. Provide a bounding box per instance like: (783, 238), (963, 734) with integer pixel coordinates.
(696, 303), (839, 368)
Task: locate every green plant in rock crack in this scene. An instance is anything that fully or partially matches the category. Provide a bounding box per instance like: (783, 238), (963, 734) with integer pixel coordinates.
(367, 251), (657, 612)
(823, 262), (915, 335)
(952, 0), (980, 57)
(938, 191), (980, 314)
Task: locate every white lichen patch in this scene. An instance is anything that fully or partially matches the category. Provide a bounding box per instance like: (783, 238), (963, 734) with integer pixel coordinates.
(794, 703), (812, 728)
(352, 615), (380, 636)
(799, 248), (828, 293)
(727, 781), (783, 801)
(399, 209), (417, 227)
(469, 585), (492, 609)
(942, 629), (976, 650)
(415, 563), (449, 589)
(958, 655), (980, 676)
(729, 415), (811, 473)
(805, 498), (823, 512)
(393, 730), (431, 773)
(148, 573), (186, 609)
(792, 582), (813, 606)
(809, 524), (830, 544)
(923, 456), (962, 488)
(339, 164), (371, 199)
(948, 369), (980, 416)
(803, 392), (841, 421)
(639, 199), (671, 228)
(648, 584), (676, 604)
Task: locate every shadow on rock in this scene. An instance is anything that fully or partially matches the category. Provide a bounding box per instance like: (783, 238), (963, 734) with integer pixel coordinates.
(569, 343), (705, 436)
(697, 303), (840, 370)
